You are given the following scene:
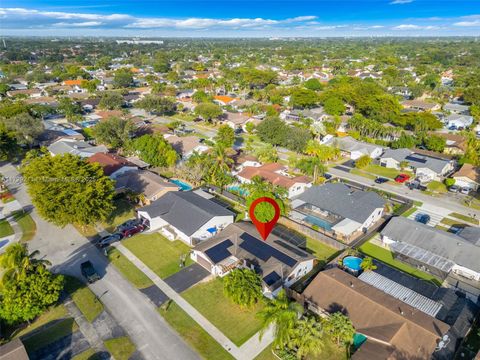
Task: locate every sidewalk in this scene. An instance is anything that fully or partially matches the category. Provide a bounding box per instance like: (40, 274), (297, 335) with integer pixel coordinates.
(113, 243), (274, 360)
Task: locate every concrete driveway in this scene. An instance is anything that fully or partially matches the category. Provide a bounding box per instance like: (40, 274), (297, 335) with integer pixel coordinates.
(164, 263), (210, 293)
(0, 163), (199, 360)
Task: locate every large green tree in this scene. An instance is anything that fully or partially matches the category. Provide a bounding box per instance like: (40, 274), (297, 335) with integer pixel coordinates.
(136, 95), (176, 115)
(21, 153), (115, 226)
(2, 112), (44, 145)
(98, 91), (124, 110)
(214, 125), (235, 148)
(130, 134), (178, 167)
(223, 268), (263, 308)
(195, 103), (223, 122)
(290, 88), (319, 109)
(113, 68), (133, 88)
(92, 116), (134, 149)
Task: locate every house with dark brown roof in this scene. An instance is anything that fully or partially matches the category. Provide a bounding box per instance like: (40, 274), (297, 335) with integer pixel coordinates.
(236, 163), (311, 198)
(302, 268), (450, 360)
(0, 339), (29, 360)
(87, 153), (137, 179)
(453, 164), (480, 191)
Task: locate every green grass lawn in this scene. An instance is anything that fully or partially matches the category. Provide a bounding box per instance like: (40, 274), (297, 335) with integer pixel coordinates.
(427, 181), (448, 193)
(0, 219), (14, 237)
(159, 301), (234, 360)
(359, 164), (412, 180)
(349, 168), (377, 180)
(182, 278), (265, 346)
(305, 238), (338, 262)
(102, 198), (136, 233)
(449, 212), (479, 225)
(440, 217), (468, 228)
(12, 211), (36, 242)
(104, 337), (136, 360)
(255, 338), (348, 360)
(123, 233), (192, 279)
(358, 241), (442, 286)
(64, 276), (104, 323)
(254, 346), (277, 360)
(13, 304), (68, 339)
(107, 247), (154, 289)
(22, 318), (78, 353)
(401, 207), (417, 218)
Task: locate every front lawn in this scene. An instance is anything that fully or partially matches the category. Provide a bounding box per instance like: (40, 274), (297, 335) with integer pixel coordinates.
(13, 304), (68, 339)
(401, 207), (417, 218)
(104, 337), (136, 360)
(440, 217), (468, 228)
(0, 219), (14, 237)
(358, 164), (412, 180)
(64, 276), (104, 323)
(159, 301), (234, 360)
(107, 247), (154, 289)
(358, 241), (442, 286)
(182, 278), (265, 346)
(427, 181), (447, 193)
(72, 349), (104, 360)
(22, 318), (78, 353)
(123, 233), (192, 278)
(12, 211), (36, 242)
(449, 212), (479, 225)
(102, 198), (136, 233)
(305, 238), (338, 263)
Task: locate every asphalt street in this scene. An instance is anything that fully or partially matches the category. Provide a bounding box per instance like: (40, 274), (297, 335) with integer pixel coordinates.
(0, 162), (199, 360)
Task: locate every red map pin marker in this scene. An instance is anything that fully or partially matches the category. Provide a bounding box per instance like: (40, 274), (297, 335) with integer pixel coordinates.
(249, 197), (280, 241)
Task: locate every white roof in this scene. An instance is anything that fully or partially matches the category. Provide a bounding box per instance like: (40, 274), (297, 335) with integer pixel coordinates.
(332, 218), (362, 236)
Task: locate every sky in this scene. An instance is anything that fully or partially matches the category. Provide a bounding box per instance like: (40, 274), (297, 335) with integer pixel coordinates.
(0, 0), (479, 37)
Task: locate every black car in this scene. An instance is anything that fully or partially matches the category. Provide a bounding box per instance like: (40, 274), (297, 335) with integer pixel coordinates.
(374, 177), (389, 184)
(98, 233), (123, 248)
(80, 261), (100, 283)
(415, 213), (431, 224)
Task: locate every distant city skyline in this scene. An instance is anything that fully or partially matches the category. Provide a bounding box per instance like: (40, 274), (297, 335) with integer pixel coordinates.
(1, 0), (479, 37)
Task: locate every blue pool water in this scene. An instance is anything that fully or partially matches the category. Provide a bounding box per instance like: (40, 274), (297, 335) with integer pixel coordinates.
(343, 256), (363, 271)
(304, 215), (333, 231)
(353, 333), (367, 349)
(227, 185), (249, 196)
(170, 179), (192, 191)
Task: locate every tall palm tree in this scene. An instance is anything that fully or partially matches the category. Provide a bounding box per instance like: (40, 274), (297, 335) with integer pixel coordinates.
(257, 289), (303, 348)
(323, 312), (355, 346)
(1, 243), (50, 285)
(292, 316), (325, 359)
(209, 143), (234, 188)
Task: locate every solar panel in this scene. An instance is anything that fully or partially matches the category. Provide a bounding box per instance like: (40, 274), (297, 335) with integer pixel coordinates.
(239, 233), (297, 267)
(263, 271), (281, 286)
(274, 240), (309, 258)
(405, 155), (427, 164)
(205, 239), (233, 263)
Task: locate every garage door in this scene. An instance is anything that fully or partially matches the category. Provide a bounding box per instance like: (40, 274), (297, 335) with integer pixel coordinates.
(196, 255), (212, 272)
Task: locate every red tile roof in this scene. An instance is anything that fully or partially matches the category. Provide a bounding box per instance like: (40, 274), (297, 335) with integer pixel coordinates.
(237, 164), (310, 189)
(87, 153), (135, 176)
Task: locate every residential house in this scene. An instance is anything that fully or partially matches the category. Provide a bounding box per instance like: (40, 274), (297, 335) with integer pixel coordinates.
(433, 133), (467, 155)
(164, 135), (209, 159)
(191, 222), (315, 297)
(87, 153), (138, 179)
(0, 338), (29, 360)
(47, 139), (108, 158)
(176, 89), (196, 99)
(213, 95), (238, 106)
(291, 183), (386, 240)
(37, 128), (84, 147)
(222, 112), (250, 130)
(323, 136), (384, 160)
(379, 148), (454, 181)
(236, 163), (311, 198)
(444, 102), (470, 115)
(137, 191), (235, 245)
(453, 164), (480, 191)
(6, 88), (44, 98)
(234, 153), (261, 172)
(381, 216), (480, 300)
(115, 170), (179, 204)
(302, 268), (450, 360)
(446, 114), (474, 129)
(401, 99), (440, 112)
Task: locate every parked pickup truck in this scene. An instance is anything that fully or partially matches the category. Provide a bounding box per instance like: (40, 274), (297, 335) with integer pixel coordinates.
(80, 261), (100, 283)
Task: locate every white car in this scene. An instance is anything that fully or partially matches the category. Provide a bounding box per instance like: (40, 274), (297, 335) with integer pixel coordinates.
(460, 187), (472, 195)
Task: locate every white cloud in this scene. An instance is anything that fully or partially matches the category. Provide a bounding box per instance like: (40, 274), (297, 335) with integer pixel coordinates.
(0, 7), (130, 21)
(393, 24), (420, 29)
(53, 21), (102, 27)
(454, 20), (480, 27)
(390, 0), (414, 4)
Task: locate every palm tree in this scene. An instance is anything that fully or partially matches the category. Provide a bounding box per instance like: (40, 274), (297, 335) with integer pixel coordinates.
(360, 257), (377, 272)
(292, 316), (325, 359)
(257, 289), (303, 348)
(209, 144), (234, 188)
(1, 243), (51, 285)
(323, 312), (355, 346)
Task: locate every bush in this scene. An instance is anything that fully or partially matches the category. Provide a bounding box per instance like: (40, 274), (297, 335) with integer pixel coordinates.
(355, 155), (371, 169)
(444, 178), (455, 187)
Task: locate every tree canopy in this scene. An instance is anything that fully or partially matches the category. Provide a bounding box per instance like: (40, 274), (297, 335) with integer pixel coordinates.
(129, 134), (178, 167)
(92, 116), (134, 149)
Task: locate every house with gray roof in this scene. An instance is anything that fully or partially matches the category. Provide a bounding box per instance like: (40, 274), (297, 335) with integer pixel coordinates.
(323, 136), (384, 160)
(381, 216), (480, 301)
(291, 183), (386, 240)
(446, 114), (474, 129)
(379, 148), (454, 181)
(191, 222), (315, 298)
(47, 139), (108, 158)
(137, 191), (234, 245)
(444, 102), (470, 115)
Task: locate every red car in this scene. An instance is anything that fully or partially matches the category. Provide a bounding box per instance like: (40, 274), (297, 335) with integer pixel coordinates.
(121, 224), (145, 238)
(394, 174), (410, 183)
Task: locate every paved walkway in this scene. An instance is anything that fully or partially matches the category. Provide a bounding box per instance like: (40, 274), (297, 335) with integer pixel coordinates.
(114, 243), (275, 360)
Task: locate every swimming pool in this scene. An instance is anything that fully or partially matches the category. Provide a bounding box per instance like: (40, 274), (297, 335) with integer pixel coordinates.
(343, 256), (363, 271)
(304, 215), (333, 231)
(170, 179), (192, 191)
(227, 185), (249, 196)
(353, 333), (367, 350)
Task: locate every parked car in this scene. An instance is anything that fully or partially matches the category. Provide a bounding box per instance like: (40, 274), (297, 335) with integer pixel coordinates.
(448, 185), (460, 193)
(121, 224), (145, 238)
(415, 213), (431, 224)
(448, 125), (457, 131)
(395, 174), (410, 183)
(98, 233), (123, 248)
(374, 177), (389, 184)
(460, 187), (472, 195)
(80, 261), (100, 283)
(117, 218), (141, 232)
